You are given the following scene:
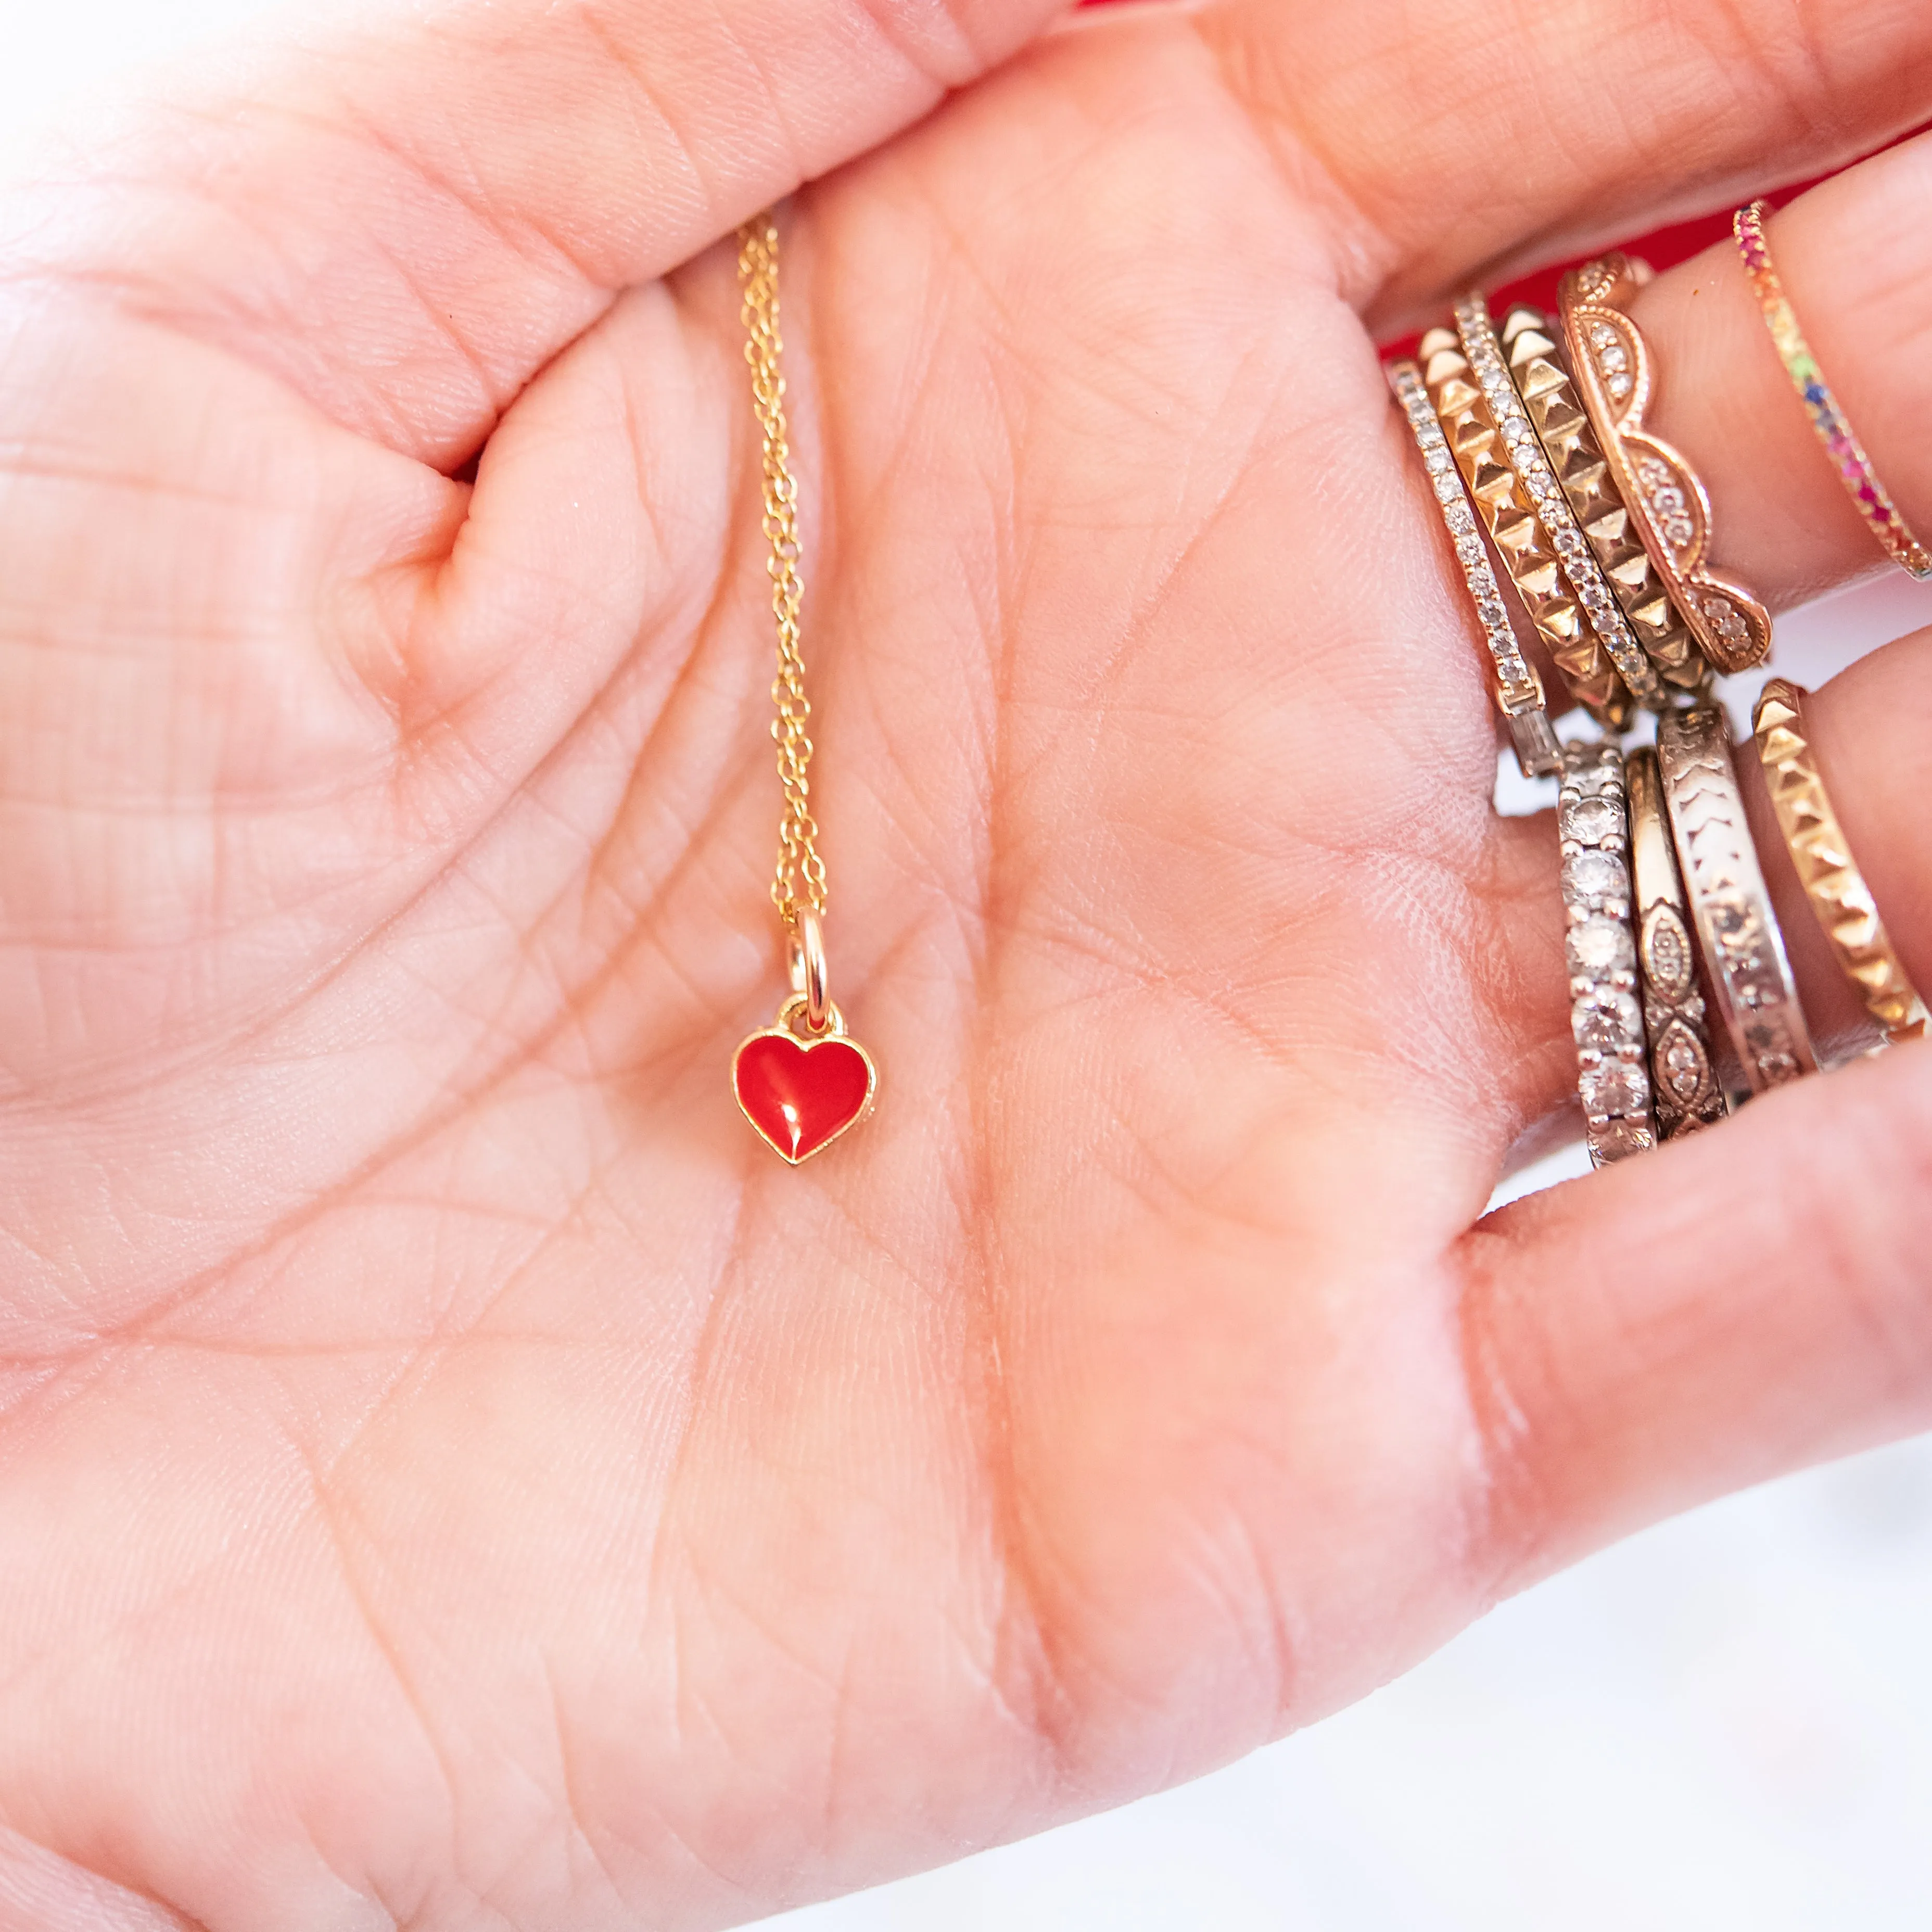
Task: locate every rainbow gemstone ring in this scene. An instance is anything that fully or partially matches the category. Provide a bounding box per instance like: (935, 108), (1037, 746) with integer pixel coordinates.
(1735, 199), (1931, 579)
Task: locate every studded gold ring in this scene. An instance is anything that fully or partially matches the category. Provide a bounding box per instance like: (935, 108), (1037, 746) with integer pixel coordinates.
(1420, 324), (1633, 729)
(1753, 680), (1927, 1046)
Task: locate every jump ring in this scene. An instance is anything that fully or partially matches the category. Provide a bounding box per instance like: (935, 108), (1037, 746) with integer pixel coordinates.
(787, 905), (831, 1034)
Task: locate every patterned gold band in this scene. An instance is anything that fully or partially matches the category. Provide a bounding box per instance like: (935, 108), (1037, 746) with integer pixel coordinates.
(1625, 747), (1725, 1136)
(1559, 256), (1772, 677)
(1753, 680), (1928, 1046)
(1657, 707), (1815, 1095)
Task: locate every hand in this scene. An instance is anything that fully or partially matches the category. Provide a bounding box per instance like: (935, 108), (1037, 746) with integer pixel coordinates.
(3, 2), (1931, 1924)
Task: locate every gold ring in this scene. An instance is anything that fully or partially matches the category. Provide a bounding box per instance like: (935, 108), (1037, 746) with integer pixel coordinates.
(786, 904), (831, 1035)
(1560, 257), (1772, 676)
(1753, 679), (1927, 1045)
(1656, 706), (1814, 1095)
(1455, 296), (1667, 710)
(1735, 202), (1931, 580)
(1625, 746), (1726, 1135)
(1387, 359), (1560, 777)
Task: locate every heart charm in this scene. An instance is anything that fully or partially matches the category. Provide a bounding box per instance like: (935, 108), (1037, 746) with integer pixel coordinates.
(732, 1008), (877, 1164)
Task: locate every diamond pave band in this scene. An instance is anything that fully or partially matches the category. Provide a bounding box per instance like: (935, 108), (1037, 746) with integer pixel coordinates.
(1388, 359), (1560, 778)
(1560, 741), (1657, 1166)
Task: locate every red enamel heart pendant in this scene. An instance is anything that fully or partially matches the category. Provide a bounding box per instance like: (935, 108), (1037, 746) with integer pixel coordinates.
(732, 999), (878, 1164)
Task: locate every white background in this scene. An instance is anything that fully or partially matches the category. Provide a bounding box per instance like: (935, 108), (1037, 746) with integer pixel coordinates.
(6, 6), (1932, 1926)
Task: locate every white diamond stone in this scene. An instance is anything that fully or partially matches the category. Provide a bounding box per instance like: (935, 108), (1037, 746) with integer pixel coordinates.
(1580, 1060), (1649, 1117)
(1664, 1034), (1705, 1096)
(1568, 917), (1635, 978)
(1573, 989), (1643, 1050)
(1564, 849), (1628, 903)
(1561, 795), (1619, 844)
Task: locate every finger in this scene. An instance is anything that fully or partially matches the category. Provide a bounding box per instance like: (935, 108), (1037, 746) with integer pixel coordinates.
(1624, 136), (1932, 608)
(1475, 617), (1932, 1170)
(10, 0), (1072, 467)
(1190, 0), (1932, 323)
(1460, 1036), (1932, 1601)
(0, 1821), (191, 1932)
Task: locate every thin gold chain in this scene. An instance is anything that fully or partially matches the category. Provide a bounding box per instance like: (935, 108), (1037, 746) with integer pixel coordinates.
(738, 214), (827, 925)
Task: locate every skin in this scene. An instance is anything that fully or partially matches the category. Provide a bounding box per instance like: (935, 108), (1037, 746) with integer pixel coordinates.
(1, 0), (1930, 1924)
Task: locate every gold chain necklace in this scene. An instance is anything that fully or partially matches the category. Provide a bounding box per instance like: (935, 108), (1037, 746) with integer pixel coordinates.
(729, 214), (878, 1164)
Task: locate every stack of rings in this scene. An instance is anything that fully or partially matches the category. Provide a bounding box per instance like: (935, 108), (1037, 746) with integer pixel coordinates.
(1388, 199), (1926, 1166)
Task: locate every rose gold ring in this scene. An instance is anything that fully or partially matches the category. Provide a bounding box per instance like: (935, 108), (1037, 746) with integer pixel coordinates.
(1560, 256), (1772, 677)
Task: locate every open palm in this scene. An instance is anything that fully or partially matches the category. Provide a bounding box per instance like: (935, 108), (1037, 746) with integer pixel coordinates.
(5, 1), (1932, 1925)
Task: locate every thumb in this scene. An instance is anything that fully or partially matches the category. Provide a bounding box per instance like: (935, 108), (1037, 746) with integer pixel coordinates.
(1458, 1040), (1932, 1600)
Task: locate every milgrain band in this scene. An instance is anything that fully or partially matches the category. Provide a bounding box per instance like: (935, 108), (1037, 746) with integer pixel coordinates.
(1498, 304), (1710, 697)
(1625, 746), (1726, 1137)
(1735, 202), (1931, 580)
(1420, 325), (1633, 730)
(1559, 256), (1772, 677)
(1388, 360), (1561, 778)
(1753, 679), (1928, 1046)
(1656, 707), (1816, 1095)
(1454, 296), (1667, 710)
(1558, 741), (1657, 1166)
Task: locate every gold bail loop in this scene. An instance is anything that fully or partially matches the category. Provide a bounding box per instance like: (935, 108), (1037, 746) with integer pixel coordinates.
(786, 904), (831, 1035)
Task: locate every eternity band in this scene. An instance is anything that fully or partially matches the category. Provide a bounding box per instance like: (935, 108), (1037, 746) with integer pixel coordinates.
(1735, 202), (1931, 579)
(1388, 359), (1560, 777)
(1559, 740), (1657, 1165)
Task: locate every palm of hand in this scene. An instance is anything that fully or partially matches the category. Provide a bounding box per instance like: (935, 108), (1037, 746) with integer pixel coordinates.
(3, 4), (1926, 1925)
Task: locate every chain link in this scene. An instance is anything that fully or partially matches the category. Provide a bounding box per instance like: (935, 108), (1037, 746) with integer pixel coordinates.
(738, 214), (828, 926)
